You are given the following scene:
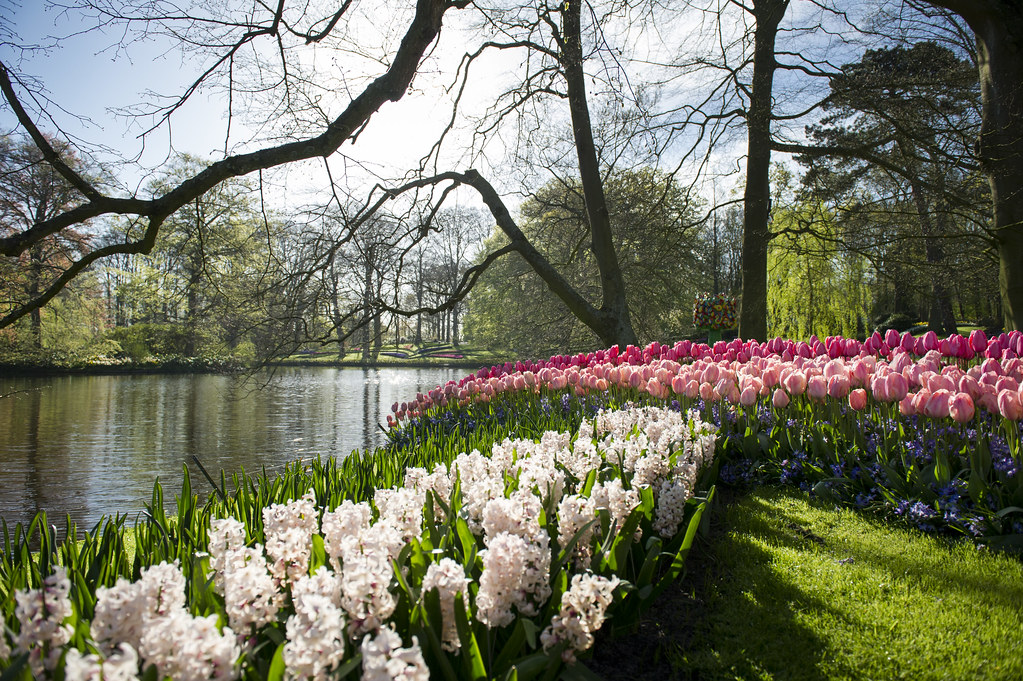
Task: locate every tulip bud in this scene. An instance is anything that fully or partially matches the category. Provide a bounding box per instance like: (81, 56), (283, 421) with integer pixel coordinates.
(772, 388), (790, 408)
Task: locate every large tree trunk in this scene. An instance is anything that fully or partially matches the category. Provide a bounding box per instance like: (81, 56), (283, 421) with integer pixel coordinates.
(739, 0), (788, 342)
(561, 0), (637, 348)
(929, 1), (1023, 330)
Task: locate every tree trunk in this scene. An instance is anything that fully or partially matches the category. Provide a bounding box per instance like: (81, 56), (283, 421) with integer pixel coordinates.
(561, 0), (637, 348)
(362, 247), (373, 364)
(928, 1), (1023, 330)
(28, 243), (42, 348)
(739, 0), (788, 342)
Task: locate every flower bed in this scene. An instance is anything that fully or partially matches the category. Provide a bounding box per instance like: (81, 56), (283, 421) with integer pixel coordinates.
(389, 331), (1022, 542)
(0, 404), (717, 680)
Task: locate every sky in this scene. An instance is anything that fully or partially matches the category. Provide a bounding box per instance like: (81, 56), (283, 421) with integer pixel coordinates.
(0, 0), (499, 205)
(0, 0), (919, 218)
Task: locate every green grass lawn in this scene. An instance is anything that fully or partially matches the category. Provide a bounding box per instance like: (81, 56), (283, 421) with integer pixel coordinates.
(591, 486), (1023, 681)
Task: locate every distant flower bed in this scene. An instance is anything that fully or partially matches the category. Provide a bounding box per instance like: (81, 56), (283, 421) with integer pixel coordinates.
(388, 330), (1023, 543)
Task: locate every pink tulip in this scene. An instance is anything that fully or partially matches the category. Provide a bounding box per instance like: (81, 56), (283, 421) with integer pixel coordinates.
(922, 330), (938, 351)
(739, 385), (758, 407)
(671, 375), (687, 395)
(806, 375), (827, 401)
(784, 371), (807, 396)
(995, 376), (1020, 393)
(887, 372), (909, 401)
(958, 375), (982, 401)
(684, 379), (700, 399)
(884, 328), (901, 347)
(997, 391), (1023, 420)
(772, 388), (790, 408)
(827, 375), (851, 399)
(912, 389), (932, 415)
(949, 393), (975, 423)
(979, 391), (999, 413)
(700, 382), (716, 401)
(849, 389), (868, 411)
(899, 395), (915, 416)
(870, 375), (892, 402)
(924, 389), (952, 419)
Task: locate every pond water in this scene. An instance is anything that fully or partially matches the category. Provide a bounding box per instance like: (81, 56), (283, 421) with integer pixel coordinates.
(0, 367), (462, 532)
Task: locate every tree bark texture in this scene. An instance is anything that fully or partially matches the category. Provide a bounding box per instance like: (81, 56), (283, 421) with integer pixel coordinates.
(739, 0), (789, 342)
(926, 1), (1023, 330)
(560, 0), (638, 348)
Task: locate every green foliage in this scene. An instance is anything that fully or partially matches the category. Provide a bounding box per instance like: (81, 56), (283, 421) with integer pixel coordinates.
(464, 167), (703, 356)
(768, 201), (872, 339)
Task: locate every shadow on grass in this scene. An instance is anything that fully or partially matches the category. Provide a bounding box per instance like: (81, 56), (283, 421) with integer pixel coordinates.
(589, 486), (1023, 680)
(587, 488), (846, 681)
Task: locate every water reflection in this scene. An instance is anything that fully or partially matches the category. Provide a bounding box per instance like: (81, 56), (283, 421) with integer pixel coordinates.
(0, 367), (460, 531)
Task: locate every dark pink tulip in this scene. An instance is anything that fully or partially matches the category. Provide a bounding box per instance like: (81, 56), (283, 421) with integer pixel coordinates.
(849, 389), (868, 411)
(922, 330), (938, 351)
(938, 339), (952, 357)
(949, 393), (975, 423)
(885, 328), (901, 347)
(986, 340), (1003, 360)
(969, 329), (988, 352)
(901, 331), (916, 352)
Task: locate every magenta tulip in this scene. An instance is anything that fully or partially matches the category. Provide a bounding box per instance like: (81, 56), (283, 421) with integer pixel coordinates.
(969, 329), (988, 352)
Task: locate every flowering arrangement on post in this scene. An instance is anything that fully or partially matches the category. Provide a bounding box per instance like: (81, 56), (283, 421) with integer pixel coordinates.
(692, 293), (738, 331)
(0, 405), (717, 680)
